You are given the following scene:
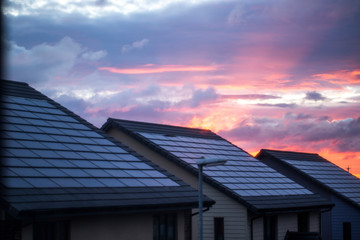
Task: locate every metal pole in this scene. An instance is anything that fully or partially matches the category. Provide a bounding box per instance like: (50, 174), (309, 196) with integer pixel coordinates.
(198, 164), (203, 240)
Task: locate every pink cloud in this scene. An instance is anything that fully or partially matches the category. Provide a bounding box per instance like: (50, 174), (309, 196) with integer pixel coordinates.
(313, 69), (360, 84)
(98, 64), (219, 74)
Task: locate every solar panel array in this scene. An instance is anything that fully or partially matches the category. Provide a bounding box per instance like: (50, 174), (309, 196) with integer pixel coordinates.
(282, 159), (360, 204)
(1, 95), (179, 188)
(138, 132), (312, 197)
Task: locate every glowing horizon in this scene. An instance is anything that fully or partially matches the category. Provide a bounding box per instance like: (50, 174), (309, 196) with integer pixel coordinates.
(99, 64), (219, 74)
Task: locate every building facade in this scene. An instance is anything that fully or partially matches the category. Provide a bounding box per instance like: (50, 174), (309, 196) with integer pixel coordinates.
(256, 149), (360, 240)
(102, 118), (333, 240)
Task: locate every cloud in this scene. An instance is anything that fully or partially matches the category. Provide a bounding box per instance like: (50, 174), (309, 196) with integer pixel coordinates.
(227, 3), (269, 25)
(221, 94), (280, 100)
(4, 0), (215, 18)
(99, 64), (219, 74)
(257, 103), (297, 108)
(6, 37), (82, 84)
(219, 114), (360, 153)
(179, 86), (219, 108)
(82, 50), (107, 61)
(6, 36), (108, 85)
(313, 69), (360, 85)
(305, 91), (326, 101)
(50, 83), (220, 126)
(122, 39), (149, 53)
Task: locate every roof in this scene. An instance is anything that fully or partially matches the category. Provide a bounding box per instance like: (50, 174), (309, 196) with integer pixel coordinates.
(0, 79), (214, 218)
(257, 149), (360, 209)
(102, 118), (333, 213)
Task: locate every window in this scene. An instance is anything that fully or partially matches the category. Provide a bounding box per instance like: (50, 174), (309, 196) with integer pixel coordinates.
(264, 215), (277, 240)
(298, 212), (309, 232)
(153, 214), (177, 240)
(343, 222), (351, 240)
(33, 221), (69, 240)
(214, 217), (224, 240)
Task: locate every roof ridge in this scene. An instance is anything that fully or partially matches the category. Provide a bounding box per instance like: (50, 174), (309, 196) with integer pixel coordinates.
(109, 117), (212, 133)
(1, 79), (30, 86)
(261, 148), (320, 156)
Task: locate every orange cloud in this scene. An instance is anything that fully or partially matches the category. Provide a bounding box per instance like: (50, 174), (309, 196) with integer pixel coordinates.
(313, 69), (360, 84)
(99, 64), (219, 74)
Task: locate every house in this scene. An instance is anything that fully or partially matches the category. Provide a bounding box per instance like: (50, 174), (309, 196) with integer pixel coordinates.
(102, 118), (333, 240)
(0, 79), (214, 240)
(256, 149), (360, 240)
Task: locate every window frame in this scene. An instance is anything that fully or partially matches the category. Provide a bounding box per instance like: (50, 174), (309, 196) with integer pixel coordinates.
(153, 213), (177, 240)
(33, 220), (70, 240)
(343, 222), (351, 240)
(264, 215), (277, 240)
(297, 212), (310, 232)
(214, 217), (224, 240)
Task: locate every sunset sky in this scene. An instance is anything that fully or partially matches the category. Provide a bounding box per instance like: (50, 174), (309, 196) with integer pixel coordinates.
(3, 0), (360, 177)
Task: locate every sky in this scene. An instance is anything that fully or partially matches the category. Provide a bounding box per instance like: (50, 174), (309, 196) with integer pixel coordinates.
(3, 0), (360, 177)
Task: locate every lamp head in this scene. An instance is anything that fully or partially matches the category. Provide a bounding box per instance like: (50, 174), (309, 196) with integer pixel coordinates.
(196, 157), (227, 167)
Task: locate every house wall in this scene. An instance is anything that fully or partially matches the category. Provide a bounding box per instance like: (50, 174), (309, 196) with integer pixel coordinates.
(278, 213), (297, 238)
(21, 211), (188, 240)
(321, 208), (332, 240)
(21, 224), (32, 240)
(331, 195), (360, 240)
(257, 154), (333, 240)
(252, 217), (263, 240)
(71, 213), (153, 240)
(107, 128), (249, 240)
(251, 211), (320, 240)
(309, 211), (320, 232)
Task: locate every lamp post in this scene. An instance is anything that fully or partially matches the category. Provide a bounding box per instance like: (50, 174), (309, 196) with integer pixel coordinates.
(196, 157), (227, 240)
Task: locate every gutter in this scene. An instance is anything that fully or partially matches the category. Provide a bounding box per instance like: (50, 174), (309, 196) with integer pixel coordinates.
(191, 207), (210, 217)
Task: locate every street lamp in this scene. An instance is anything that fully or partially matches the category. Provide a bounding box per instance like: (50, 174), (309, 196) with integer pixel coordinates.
(196, 157), (227, 240)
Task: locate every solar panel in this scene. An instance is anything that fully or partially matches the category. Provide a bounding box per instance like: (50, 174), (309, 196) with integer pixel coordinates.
(11, 168), (43, 177)
(76, 178), (105, 187)
(51, 178), (83, 187)
(2, 177), (33, 188)
(281, 158), (360, 204)
(84, 169), (111, 177)
(98, 178), (125, 187)
(25, 178), (59, 187)
(2, 91), (182, 192)
(61, 168), (90, 177)
(120, 179), (144, 187)
(137, 132), (312, 197)
(105, 169), (130, 177)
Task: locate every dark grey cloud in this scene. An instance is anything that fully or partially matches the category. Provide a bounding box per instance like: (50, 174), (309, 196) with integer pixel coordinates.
(305, 91), (326, 101)
(257, 103), (297, 108)
(184, 87), (218, 108)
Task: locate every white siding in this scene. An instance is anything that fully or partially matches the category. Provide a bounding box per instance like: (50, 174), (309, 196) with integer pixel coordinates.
(201, 183), (248, 240)
(107, 128), (249, 240)
(252, 217), (263, 240)
(309, 211), (320, 232)
(252, 211), (321, 240)
(21, 211), (187, 240)
(278, 213), (297, 240)
(71, 213), (153, 240)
